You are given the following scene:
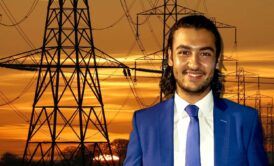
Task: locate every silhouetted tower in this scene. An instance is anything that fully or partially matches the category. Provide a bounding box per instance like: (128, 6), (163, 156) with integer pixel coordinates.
(22, 0), (114, 165)
(237, 67), (246, 105)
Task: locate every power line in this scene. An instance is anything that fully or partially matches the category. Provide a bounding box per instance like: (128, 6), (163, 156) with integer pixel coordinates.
(124, 0), (159, 26)
(92, 0), (137, 30)
(0, 71), (37, 106)
(119, 0), (148, 56)
(126, 75), (159, 108)
(139, 0), (161, 48)
(0, 90), (29, 122)
(92, 0), (159, 31)
(0, 0), (39, 27)
(0, 0), (36, 49)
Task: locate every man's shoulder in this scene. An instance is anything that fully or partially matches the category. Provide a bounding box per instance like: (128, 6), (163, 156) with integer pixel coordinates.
(218, 97), (258, 117)
(134, 97), (173, 118)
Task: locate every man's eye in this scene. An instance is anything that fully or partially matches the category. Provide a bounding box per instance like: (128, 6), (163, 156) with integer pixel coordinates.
(200, 52), (212, 57)
(178, 50), (191, 55)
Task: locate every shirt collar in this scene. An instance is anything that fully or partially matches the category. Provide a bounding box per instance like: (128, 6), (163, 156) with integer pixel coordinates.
(174, 90), (214, 117)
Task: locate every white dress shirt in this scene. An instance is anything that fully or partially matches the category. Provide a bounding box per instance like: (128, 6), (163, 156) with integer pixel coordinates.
(174, 91), (214, 166)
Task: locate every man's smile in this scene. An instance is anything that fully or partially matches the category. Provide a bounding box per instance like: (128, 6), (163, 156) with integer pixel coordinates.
(183, 70), (205, 80)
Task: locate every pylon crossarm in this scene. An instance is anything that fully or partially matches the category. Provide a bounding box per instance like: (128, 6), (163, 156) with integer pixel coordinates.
(94, 47), (129, 68)
(210, 18), (236, 28)
(137, 4), (165, 15)
(0, 48), (42, 64)
(177, 5), (204, 15)
(0, 48), (130, 71)
(137, 4), (203, 16)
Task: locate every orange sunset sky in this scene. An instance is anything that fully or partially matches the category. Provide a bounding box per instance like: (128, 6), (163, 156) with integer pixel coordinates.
(0, 0), (274, 156)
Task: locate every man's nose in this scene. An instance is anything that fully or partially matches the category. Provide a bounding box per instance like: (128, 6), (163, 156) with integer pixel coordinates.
(187, 53), (199, 69)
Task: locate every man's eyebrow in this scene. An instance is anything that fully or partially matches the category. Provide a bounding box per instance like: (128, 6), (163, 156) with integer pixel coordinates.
(200, 47), (215, 52)
(175, 45), (191, 50)
(175, 44), (215, 52)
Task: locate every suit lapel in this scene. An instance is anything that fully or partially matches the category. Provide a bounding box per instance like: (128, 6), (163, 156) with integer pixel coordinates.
(213, 97), (230, 166)
(159, 97), (174, 166)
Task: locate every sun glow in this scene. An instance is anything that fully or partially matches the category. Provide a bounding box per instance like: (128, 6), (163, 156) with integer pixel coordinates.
(93, 154), (119, 161)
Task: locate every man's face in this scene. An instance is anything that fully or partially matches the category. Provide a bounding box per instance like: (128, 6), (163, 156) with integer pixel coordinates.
(168, 27), (217, 95)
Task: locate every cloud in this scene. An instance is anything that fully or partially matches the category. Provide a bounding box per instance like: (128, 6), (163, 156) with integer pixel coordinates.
(107, 120), (132, 134)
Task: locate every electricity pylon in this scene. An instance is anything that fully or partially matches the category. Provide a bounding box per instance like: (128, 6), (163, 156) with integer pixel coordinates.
(16, 0), (122, 165)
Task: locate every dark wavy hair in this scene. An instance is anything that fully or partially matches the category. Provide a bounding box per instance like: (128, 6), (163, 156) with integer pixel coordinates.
(160, 15), (224, 99)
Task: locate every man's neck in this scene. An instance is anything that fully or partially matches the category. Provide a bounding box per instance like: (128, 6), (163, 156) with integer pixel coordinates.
(176, 88), (211, 104)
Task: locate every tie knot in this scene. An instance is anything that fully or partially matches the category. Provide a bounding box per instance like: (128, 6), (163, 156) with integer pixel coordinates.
(185, 104), (199, 117)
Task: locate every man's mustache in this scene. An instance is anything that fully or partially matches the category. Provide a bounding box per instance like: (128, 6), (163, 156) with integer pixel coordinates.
(182, 69), (205, 75)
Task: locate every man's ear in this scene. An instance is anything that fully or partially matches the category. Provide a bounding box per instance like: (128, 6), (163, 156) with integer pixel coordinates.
(215, 53), (226, 71)
(167, 48), (173, 66)
(215, 60), (219, 70)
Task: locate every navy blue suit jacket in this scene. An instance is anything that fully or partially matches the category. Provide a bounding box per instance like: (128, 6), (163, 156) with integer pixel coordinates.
(124, 97), (268, 166)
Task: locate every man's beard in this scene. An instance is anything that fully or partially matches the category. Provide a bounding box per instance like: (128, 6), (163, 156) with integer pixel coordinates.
(179, 77), (212, 94)
(175, 69), (214, 94)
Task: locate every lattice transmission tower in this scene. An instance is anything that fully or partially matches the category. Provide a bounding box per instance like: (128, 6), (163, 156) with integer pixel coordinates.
(21, 0), (116, 165)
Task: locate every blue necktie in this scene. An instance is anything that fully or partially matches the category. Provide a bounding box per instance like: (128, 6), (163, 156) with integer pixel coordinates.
(185, 104), (201, 166)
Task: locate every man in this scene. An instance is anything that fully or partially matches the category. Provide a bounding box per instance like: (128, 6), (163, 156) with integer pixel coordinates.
(124, 15), (268, 166)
